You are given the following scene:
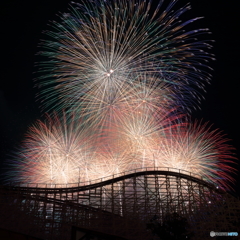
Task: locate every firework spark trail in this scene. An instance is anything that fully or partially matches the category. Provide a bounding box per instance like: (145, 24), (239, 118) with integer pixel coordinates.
(37, 0), (214, 114)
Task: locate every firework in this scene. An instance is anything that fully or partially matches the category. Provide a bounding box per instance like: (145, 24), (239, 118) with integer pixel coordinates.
(7, 0), (236, 192)
(154, 121), (237, 189)
(36, 0), (214, 114)
(9, 113), (95, 185)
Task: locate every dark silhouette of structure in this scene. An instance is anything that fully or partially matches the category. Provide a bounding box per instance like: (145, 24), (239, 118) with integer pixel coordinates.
(0, 168), (239, 239)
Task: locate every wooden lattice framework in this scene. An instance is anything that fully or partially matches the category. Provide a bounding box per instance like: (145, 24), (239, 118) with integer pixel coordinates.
(0, 168), (239, 239)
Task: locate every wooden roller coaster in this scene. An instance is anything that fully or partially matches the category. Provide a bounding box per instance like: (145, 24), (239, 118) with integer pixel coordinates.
(0, 167), (239, 239)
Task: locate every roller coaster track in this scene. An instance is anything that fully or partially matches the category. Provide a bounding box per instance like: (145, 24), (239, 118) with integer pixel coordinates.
(5, 169), (221, 193)
(0, 169), (239, 240)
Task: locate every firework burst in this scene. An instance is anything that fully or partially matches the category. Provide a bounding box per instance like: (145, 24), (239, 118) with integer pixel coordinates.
(9, 113), (95, 185)
(155, 121), (237, 189)
(37, 0), (214, 114)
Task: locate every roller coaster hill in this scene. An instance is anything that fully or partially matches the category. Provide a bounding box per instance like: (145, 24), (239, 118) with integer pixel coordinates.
(0, 167), (240, 240)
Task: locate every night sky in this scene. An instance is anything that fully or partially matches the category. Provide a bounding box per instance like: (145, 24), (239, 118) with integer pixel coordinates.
(0, 0), (239, 196)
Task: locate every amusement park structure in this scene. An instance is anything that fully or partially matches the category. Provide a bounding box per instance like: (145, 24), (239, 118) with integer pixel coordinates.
(0, 167), (239, 240)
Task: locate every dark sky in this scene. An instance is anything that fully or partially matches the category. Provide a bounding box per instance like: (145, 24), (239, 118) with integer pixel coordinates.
(0, 0), (239, 195)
